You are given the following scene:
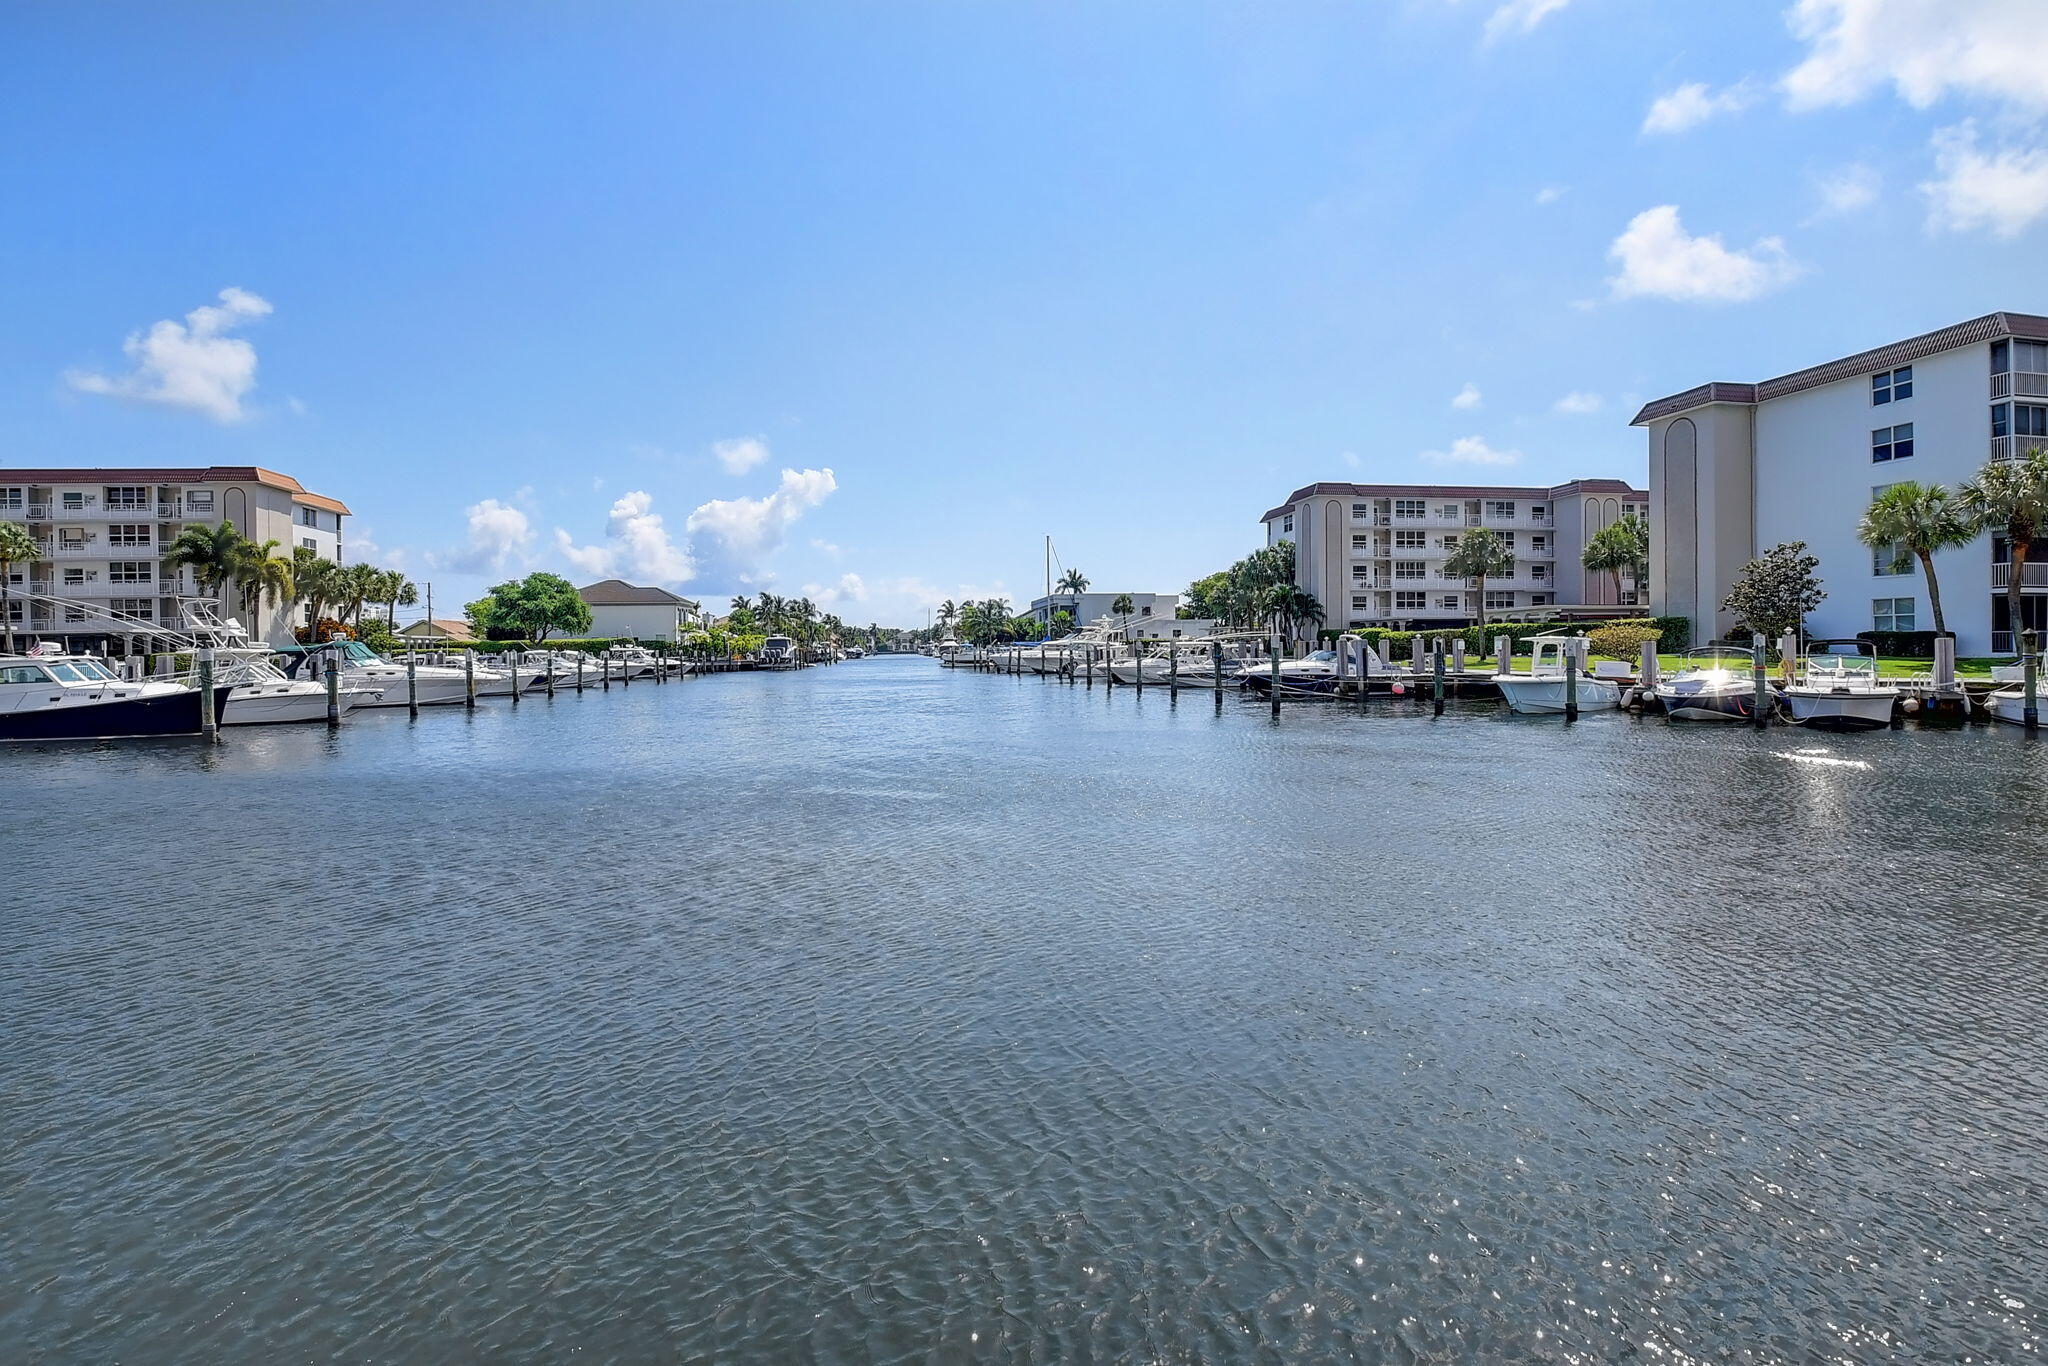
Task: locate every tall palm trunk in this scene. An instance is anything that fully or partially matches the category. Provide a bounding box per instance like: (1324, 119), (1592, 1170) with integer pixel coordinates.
(1916, 548), (1947, 638)
(1610, 567), (1624, 604)
(2011, 534), (2033, 656)
(1474, 575), (1488, 632)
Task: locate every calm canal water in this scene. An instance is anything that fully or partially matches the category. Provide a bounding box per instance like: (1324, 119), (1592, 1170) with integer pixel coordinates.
(3, 655), (2045, 1363)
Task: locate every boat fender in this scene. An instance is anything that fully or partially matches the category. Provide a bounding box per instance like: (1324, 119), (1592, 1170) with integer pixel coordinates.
(1391, 682), (1405, 696)
(1902, 697), (1920, 714)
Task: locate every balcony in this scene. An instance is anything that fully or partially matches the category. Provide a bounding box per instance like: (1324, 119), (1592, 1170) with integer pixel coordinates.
(1991, 371), (2048, 401)
(19, 501), (188, 521)
(1993, 562), (2048, 590)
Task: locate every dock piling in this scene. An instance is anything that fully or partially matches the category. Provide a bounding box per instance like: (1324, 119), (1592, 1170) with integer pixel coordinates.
(509, 652), (520, 705)
(407, 652), (419, 717)
(1564, 641), (1579, 721)
(1432, 647), (1445, 718)
(197, 648), (218, 743)
(2027, 649), (2039, 732)
(464, 651), (476, 709)
(1751, 648), (1769, 728)
(326, 659), (341, 727)
(1269, 636), (1281, 717)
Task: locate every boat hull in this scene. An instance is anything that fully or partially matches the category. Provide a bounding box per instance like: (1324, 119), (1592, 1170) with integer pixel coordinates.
(1783, 689), (1897, 730)
(1655, 683), (1768, 722)
(222, 684), (364, 725)
(1494, 676), (1621, 715)
(0, 686), (235, 742)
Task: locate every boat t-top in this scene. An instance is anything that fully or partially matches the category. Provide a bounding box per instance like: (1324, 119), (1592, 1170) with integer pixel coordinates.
(1493, 635), (1622, 715)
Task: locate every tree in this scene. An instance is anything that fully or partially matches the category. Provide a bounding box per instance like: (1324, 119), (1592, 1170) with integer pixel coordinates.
(466, 572), (593, 642)
(936, 599), (957, 637)
(1259, 582), (1324, 639)
(1111, 592), (1135, 632)
(331, 562), (381, 628)
(1958, 449), (2048, 657)
(289, 548), (341, 637)
(1056, 568), (1089, 595)
(1581, 512), (1651, 605)
(381, 570), (419, 631)
(1050, 609), (1075, 635)
(163, 520), (247, 598)
(1856, 482), (1974, 638)
(1443, 529), (1515, 630)
(0, 519), (37, 652)
(230, 537), (295, 630)
(1722, 541), (1826, 648)
(1182, 570), (1230, 619)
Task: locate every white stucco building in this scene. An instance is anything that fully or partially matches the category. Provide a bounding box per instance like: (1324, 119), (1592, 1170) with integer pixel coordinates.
(1634, 310), (2048, 654)
(577, 579), (702, 642)
(1028, 590), (1180, 629)
(1260, 479), (1647, 635)
(0, 464), (349, 647)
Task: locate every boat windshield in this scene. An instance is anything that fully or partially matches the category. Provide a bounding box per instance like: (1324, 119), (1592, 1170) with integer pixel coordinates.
(1807, 655), (1877, 679)
(1304, 650), (1336, 663)
(46, 662), (95, 683)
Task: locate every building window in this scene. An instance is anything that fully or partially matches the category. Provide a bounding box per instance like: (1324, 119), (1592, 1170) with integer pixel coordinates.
(1438, 595), (1460, 611)
(1531, 564), (1548, 581)
(0, 487), (22, 512)
(1874, 597), (1916, 632)
(1351, 533), (1370, 550)
(1994, 404), (2010, 439)
(1394, 529), (1426, 550)
(299, 507), (319, 527)
(185, 489), (214, 511)
(1872, 423), (1914, 462)
(108, 524), (149, 547)
(1281, 515), (1293, 534)
(1485, 591), (1515, 610)
(108, 561), (153, 584)
(1497, 532), (1514, 550)
(111, 598), (156, 619)
(1393, 499), (1425, 519)
(1871, 366), (1912, 404)
(2018, 404), (2048, 439)
(1998, 339), (2048, 375)
(1394, 591), (1426, 611)
(1351, 503), (1370, 518)
(61, 491), (86, 510)
(1530, 503), (1547, 518)
(61, 567), (88, 586)
(1486, 500), (1515, 519)
(104, 485), (149, 509)
(1533, 593), (1553, 606)
(1352, 595), (1371, 612)
(300, 537), (318, 552)
(1532, 534), (1548, 552)
(1394, 560), (1426, 580)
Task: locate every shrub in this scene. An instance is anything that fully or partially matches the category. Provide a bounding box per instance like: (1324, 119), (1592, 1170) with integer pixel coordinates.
(1587, 621), (1663, 661)
(1855, 629), (1952, 659)
(1646, 615), (1691, 652)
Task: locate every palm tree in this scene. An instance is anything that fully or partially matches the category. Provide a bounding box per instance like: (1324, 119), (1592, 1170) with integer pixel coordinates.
(0, 519), (38, 652)
(1056, 568), (1089, 595)
(289, 549), (343, 638)
(981, 598), (1012, 645)
(231, 537), (295, 630)
(1581, 511), (1651, 605)
(330, 562), (379, 628)
(729, 594), (753, 617)
(1111, 592), (1134, 634)
(1856, 482), (1974, 639)
(385, 571), (419, 633)
(1443, 529), (1515, 631)
(163, 520), (247, 599)
(1958, 448), (2048, 656)
(936, 599), (957, 638)
(1260, 582), (1325, 640)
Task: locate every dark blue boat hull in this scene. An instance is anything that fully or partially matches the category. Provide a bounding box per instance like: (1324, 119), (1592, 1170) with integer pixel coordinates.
(0, 687), (234, 742)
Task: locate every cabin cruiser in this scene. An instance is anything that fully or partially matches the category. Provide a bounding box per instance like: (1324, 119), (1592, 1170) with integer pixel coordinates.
(761, 635), (798, 668)
(936, 640), (982, 668)
(1105, 639), (1251, 687)
(1782, 643), (1899, 730)
(1493, 636), (1622, 716)
(181, 605), (380, 724)
(276, 641), (475, 707)
(1240, 648), (1354, 697)
(1653, 644), (1775, 722)
(0, 653), (233, 741)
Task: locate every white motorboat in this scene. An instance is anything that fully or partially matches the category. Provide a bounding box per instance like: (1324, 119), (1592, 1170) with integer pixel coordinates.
(0, 652), (233, 741)
(1984, 657), (2048, 725)
(1654, 644), (1776, 722)
(280, 641), (475, 707)
(937, 640), (982, 668)
(1241, 649), (1348, 697)
(1493, 636), (1622, 715)
(181, 606), (379, 724)
(761, 635), (798, 668)
(1782, 643), (1899, 730)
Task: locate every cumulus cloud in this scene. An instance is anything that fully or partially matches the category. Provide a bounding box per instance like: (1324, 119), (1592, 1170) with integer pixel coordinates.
(802, 572), (870, 611)
(1553, 391), (1604, 415)
(1535, 185), (1567, 205)
(1451, 382), (1483, 410)
(687, 467), (838, 561)
(1421, 436), (1521, 467)
(67, 287), (273, 422)
(1606, 205), (1800, 304)
(712, 436), (771, 475)
(1809, 162), (1882, 218)
(1482, 0), (1569, 45)
(1642, 80), (1759, 135)
(553, 490), (696, 584)
(1782, 0), (2048, 115)
(449, 498), (535, 573)
(1921, 122), (2048, 238)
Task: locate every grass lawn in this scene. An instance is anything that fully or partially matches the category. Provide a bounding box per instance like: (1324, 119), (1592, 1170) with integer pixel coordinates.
(1491, 652), (2004, 679)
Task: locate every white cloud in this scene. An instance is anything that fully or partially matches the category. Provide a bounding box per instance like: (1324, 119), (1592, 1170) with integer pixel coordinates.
(1605, 205), (1801, 304)
(1341, 451), (1362, 468)
(1535, 185), (1567, 205)
(802, 572), (870, 611)
(1809, 161), (1882, 218)
(712, 435), (771, 476)
(1451, 381), (1482, 410)
(686, 467), (838, 562)
(1782, 0), (2048, 115)
(1553, 391), (1604, 415)
(1921, 121), (2048, 238)
(1421, 435), (1522, 466)
(67, 287), (273, 422)
(552, 490), (696, 585)
(810, 538), (843, 557)
(1482, 0), (1569, 44)
(449, 498), (534, 573)
(1642, 80), (1759, 135)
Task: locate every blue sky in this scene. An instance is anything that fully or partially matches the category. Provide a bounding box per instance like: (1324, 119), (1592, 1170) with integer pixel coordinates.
(4, 1), (2043, 626)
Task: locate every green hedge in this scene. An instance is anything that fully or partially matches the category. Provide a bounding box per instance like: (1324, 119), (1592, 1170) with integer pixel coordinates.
(1319, 617), (1687, 654)
(1856, 630), (1952, 659)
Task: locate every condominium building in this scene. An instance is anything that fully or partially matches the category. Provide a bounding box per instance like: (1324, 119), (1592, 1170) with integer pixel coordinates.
(0, 465), (349, 646)
(1633, 310), (2048, 654)
(1260, 479), (1647, 634)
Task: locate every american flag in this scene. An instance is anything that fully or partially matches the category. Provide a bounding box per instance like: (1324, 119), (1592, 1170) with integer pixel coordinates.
(26, 642), (57, 657)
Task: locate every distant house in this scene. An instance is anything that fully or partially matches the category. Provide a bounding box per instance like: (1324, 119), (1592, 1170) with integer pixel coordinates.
(400, 618), (476, 643)
(578, 579), (702, 643)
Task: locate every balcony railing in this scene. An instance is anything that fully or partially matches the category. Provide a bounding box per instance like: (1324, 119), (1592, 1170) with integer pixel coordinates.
(1992, 562), (2048, 589)
(1992, 371), (2048, 400)
(18, 502), (190, 521)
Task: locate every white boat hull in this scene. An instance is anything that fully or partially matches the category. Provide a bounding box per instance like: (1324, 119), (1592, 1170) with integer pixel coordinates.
(221, 683), (369, 725)
(1986, 689), (2043, 726)
(1494, 675), (1621, 715)
(1784, 688), (1897, 729)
